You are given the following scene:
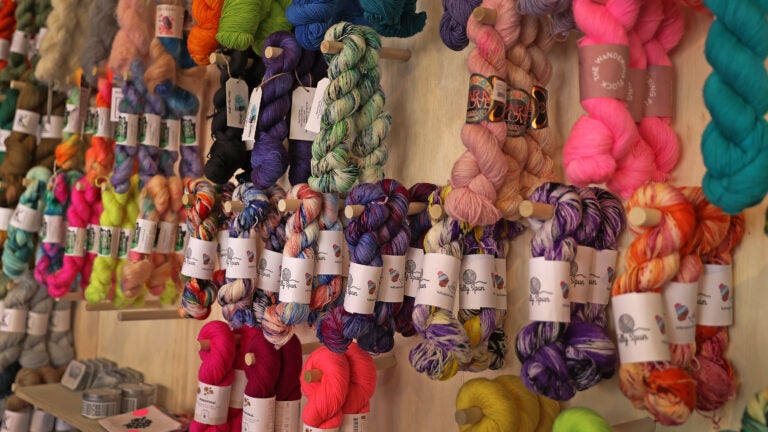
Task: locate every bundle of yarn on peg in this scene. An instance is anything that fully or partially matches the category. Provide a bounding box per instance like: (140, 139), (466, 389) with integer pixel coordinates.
(277, 335), (303, 418)
(19, 283), (53, 369)
(516, 0), (576, 36)
(439, 0), (481, 50)
(455, 377), (520, 431)
(253, 186), (287, 323)
(191, 321), (236, 432)
(301, 345), (350, 430)
(308, 193), (343, 325)
(552, 407), (611, 432)
(33, 171), (73, 285)
(187, 0), (224, 65)
(108, 0), (155, 74)
(47, 301), (75, 368)
(243, 327), (281, 418)
(215, 0), (267, 52)
(341, 343), (377, 422)
(80, 0), (119, 86)
(288, 49), (327, 185)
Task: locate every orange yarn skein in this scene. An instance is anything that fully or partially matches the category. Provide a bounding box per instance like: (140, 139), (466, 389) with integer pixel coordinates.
(187, 0), (224, 65)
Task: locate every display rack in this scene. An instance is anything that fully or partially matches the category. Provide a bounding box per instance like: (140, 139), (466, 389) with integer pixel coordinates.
(15, 383), (103, 432)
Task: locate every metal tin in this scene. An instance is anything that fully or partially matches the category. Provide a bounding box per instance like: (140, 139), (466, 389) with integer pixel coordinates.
(119, 383), (156, 413)
(81, 388), (121, 419)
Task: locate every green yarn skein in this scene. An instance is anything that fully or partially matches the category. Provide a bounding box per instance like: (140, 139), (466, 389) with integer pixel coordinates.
(216, 0), (270, 51)
(552, 407), (611, 432)
(252, 0), (293, 55)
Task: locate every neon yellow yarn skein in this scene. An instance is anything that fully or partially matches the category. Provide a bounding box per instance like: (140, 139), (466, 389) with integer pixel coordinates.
(552, 407), (611, 432)
(112, 176), (144, 308)
(84, 183), (129, 303)
(455, 378), (519, 432)
(494, 375), (541, 432)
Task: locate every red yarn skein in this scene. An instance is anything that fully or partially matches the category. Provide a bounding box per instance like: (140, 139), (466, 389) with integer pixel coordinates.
(341, 343), (376, 418)
(301, 346), (350, 430)
(192, 321), (236, 432)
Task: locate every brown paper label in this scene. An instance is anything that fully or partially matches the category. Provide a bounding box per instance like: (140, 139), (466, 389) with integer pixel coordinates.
(466, 74), (505, 124)
(626, 68), (648, 122)
(645, 65), (674, 117)
(530, 85), (549, 129)
(505, 88), (531, 137)
(579, 44), (629, 101)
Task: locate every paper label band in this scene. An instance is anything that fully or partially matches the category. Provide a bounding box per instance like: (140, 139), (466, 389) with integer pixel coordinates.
(315, 230), (344, 275)
(344, 263), (383, 314)
(415, 253), (461, 311)
(63, 104), (79, 134)
(131, 219), (157, 254)
(0, 308), (28, 333)
(662, 281), (698, 344)
(341, 413), (368, 432)
(181, 115), (197, 146)
(42, 215), (65, 244)
(529, 85), (549, 129)
(29, 408), (54, 432)
(256, 249), (282, 293)
(155, 221), (176, 254)
(378, 254), (406, 303)
(175, 223), (189, 254)
(156, 5), (183, 39)
(590, 249), (618, 305)
(115, 113), (138, 147)
(110, 87), (124, 122)
(1, 408), (31, 432)
(86, 224), (99, 255)
(139, 114), (162, 147)
(83, 107), (97, 134)
(578, 44), (629, 101)
(216, 230), (229, 271)
(10, 204), (43, 232)
(97, 226), (120, 258)
(528, 257), (571, 323)
(341, 238), (350, 277)
(229, 369), (246, 409)
(612, 292), (670, 364)
(243, 395), (275, 432)
(194, 382), (231, 426)
(279, 256), (314, 304)
(645, 65), (674, 117)
(94, 107), (112, 138)
(40, 115), (64, 139)
(181, 238), (217, 280)
(50, 308), (72, 332)
(0, 207), (11, 231)
(404, 247), (424, 298)
(64, 227), (87, 257)
(571, 246), (595, 304)
(13, 109), (40, 135)
(697, 264), (733, 326)
(494, 258), (508, 310)
(466, 74), (506, 124)
(10, 30), (29, 56)
(160, 119), (180, 152)
(505, 87), (531, 137)
(26, 312), (50, 336)
(118, 229), (134, 259)
(626, 68), (647, 122)
(225, 237), (260, 279)
(275, 400), (300, 432)
(459, 254), (496, 309)
(0, 129), (9, 153)
(0, 39), (9, 61)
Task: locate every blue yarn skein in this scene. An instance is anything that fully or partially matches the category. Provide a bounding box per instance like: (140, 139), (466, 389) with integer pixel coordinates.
(136, 66), (167, 189)
(166, 85), (201, 179)
(701, 0), (768, 214)
(287, 0), (369, 50)
(359, 0), (426, 38)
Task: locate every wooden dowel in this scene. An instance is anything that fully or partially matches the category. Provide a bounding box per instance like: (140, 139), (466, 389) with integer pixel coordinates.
(264, 46), (283, 59)
(454, 406), (484, 425)
(85, 300), (161, 312)
(58, 292), (82, 301)
(428, 204), (444, 220)
(320, 41), (411, 62)
(612, 417), (655, 432)
(21, 179), (33, 187)
(199, 334), (242, 352)
(519, 201), (554, 219)
(344, 205), (364, 219)
(407, 202), (427, 216)
(244, 353), (256, 366)
(10, 81), (30, 91)
(278, 199), (302, 213)
(471, 7), (497, 25)
(209, 52), (254, 68)
(117, 309), (181, 321)
(182, 193), (194, 206)
(628, 207), (662, 227)
(304, 369), (323, 383)
(303, 355), (396, 382)
(223, 200), (245, 213)
(75, 182), (84, 191)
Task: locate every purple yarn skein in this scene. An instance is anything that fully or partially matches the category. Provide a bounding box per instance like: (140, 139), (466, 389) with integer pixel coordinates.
(289, 50), (327, 186)
(135, 67), (166, 189)
(166, 85), (201, 179)
(586, 187), (625, 326)
(516, 0), (576, 36)
(111, 60), (145, 194)
(440, 0), (482, 51)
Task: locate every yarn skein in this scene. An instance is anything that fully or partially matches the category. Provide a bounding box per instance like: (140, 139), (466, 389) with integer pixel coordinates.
(190, 321), (236, 432)
(108, 0), (155, 75)
(111, 61), (146, 194)
(80, 0), (119, 87)
(301, 345), (350, 429)
(242, 326), (281, 425)
(215, 0), (267, 51)
(289, 49), (327, 185)
(0, 0), (33, 85)
(439, 0), (481, 51)
(721, 385), (768, 432)
(35, 0), (87, 89)
(136, 61), (168, 188)
(359, 0), (426, 37)
(84, 72), (116, 185)
(53, 87), (84, 172)
(80, 177), (104, 290)
(552, 407), (611, 432)
(253, 186), (287, 325)
(19, 283), (53, 369)
(0, 273), (36, 371)
(455, 377), (519, 431)
(517, 0), (576, 36)
(341, 343), (376, 420)
(34, 91), (67, 170)
(33, 171), (69, 285)
(187, 0), (224, 65)
(0, 0), (17, 76)
(110, 176), (141, 308)
(276, 334), (303, 421)
(495, 374), (545, 432)
(307, 193), (343, 326)
(47, 300), (74, 368)
(700, 0), (768, 214)
(611, 182), (696, 426)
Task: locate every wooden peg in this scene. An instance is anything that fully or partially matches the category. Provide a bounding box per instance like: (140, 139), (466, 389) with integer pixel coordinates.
(344, 205), (365, 219)
(209, 52), (254, 68)
(519, 201), (554, 219)
(182, 193), (194, 206)
(472, 7), (497, 25)
(628, 207), (662, 227)
(10, 81), (30, 91)
(92, 66), (107, 78)
(264, 46), (283, 59)
(85, 300), (161, 312)
(428, 203), (444, 220)
(21, 179), (33, 187)
(303, 369), (324, 383)
(0, 94), (5, 102)
(75, 182), (85, 191)
(407, 202), (426, 216)
(198, 334), (242, 352)
(612, 418), (655, 432)
(224, 200), (245, 213)
(320, 41), (411, 62)
(303, 355), (396, 382)
(278, 199), (302, 213)
(244, 353), (256, 365)
(455, 406), (484, 425)
(117, 309), (181, 321)
(58, 292), (82, 301)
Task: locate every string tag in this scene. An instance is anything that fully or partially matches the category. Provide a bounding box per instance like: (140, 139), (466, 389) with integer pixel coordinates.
(241, 87), (262, 141)
(110, 87), (124, 122)
(289, 86), (317, 141)
(225, 79), (248, 128)
(305, 78), (330, 133)
(0, 129), (10, 152)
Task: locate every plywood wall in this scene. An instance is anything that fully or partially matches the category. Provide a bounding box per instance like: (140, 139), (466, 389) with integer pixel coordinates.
(72, 2), (768, 431)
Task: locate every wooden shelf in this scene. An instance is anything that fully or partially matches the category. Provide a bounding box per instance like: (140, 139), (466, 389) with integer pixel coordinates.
(15, 383), (104, 432)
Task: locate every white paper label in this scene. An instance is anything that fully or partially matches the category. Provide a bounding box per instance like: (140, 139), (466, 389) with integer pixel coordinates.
(590, 249), (618, 305)
(181, 238), (217, 280)
(243, 395), (275, 432)
(42, 215), (64, 244)
(0, 308), (28, 333)
(256, 249), (282, 293)
(10, 203), (43, 232)
(97, 226), (120, 257)
(0, 301), (4, 325)
(0, 39), (9, 61)
(341, 413), (368, 432)
(305, 78), (330, 134)
(571, 246), (595, 304)
(494, 258), (508, 310)
(315, 230), (343, 275)
(226, 79), (249, 128)
(160, 119), (180, 152)
(404, 247), (424, 298)
(459, 254), (496, 309)
(378, 255), (405, 303)
(612, 292), (670, 364)
(229, 369), (246, 409)
(1, 409), (31, 432)
(344, 263), (382, 314)
(241, 88), (262, 141)
(118, 228), (134, 259)
(131, 219), (156, 254)
(26, 312), (49, 336)
(181, 115), (197, 146)
(13, 109), (40, 135)
(115, 113), (138, 147)
(289, 87), (317, 141)
(28, 408), (54, 432)
(86, 224), (99, 255)
(55, 418), (74, 432)
(225, 237), (259, 278)
(0, 129), (10, 152)
(302, 426), (338, 432)
(275, 400), (301, 432)
(662, 281), (698, 344)
(0, 208), (11, 231)
(50, 308), (71, 332)
(175, 223), (189, 255)
(279, 256), (314, 304)
(697, 264), (733, 326)
(415, 253), (461, 311)
(94, 107), (112, 138)
(216, 230), (229, 271)
(140, 114), (161, 147)
(155, 221), (176, 254)
(194, 382), (231, 426)
(34, 28), (48, 51)
(110, 87), (124, 122)
(64, 227), (86, 257)
(40, 115), (64, 139)
(10, 30), (29, 56)
(63, 104), (79, 134)
(156, 5), (183, 39)
(528, 257), (571, 323)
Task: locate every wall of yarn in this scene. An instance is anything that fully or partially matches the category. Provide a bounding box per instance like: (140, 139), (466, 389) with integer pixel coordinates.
(58, 1), (768, 431)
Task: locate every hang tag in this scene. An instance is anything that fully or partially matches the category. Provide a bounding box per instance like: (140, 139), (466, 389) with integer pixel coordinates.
(13, 109), (41, 135)
(0, 129), (10, 152)
(225, 237), (260, 279)
(50, 308), (72, 332)
(494, 258), (508, 310)
(26, 312), (50, 336)
(216, 230), (229, 271)
(229, 369), (246, 409)
(1, 408), (31, 432)
(290, 86), (317, 141)
(40, 115), (64, 139)
(590, 249), (618, 305)
(10, 204), (43, 232)
(256, 249), (282, 293)
(241, 87), (262, 141)
(181, 238), (217, 280)
(194, 382), (231, 426)
(64, 227), (87, 257)
(94, 107), (112, 138)
(612, 292), (670, 364)
(0, 207), (11, 231)
(97, 226), (120, 258)
(0, 308), (28, 333)
(115, 114), (138, 147)
(275, 400), (301, 432)
(118, 229), (134, 259)
(83, 107), (98, 135)
(10, 30), (29, 56)
(86, 224), (100, 254)
(131, 219), (158, 254)
(243, 395), (275, 432)
(63, 104), (79, 134)
(156, 5), (183, 39)
(305, 78), (330, 134)
(110, 87), (124, 122)
(344, 263), (383, 314)
(570, 246), (595, 304)
(697, 264), (733, 326)
(315, 230), (343, 275)
(279, 256), (314, 304)
(527, 257), (571, 323)
(415, 253), (461, 311)
(42, 215), (65, 244)
(29, 409), (54, 432)
(459, 254), (496, 309)
(226, 79), (249, 128)
(160, 119), (180, 152)
(662, 281), (698, 344)
(174, 223), (189, 255)
(181, 115), (197, 146)
(139, 114), (162, 147)
(154, 221), (176, 254)
(341, 414), (368, 432)
(404, 247), (425, 298)
(0, 39), (9, 61)
(378, 255), (406, 303)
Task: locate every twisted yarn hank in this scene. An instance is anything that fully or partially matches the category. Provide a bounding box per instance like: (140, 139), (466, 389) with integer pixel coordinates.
(289, 49), (327, 185)
(341, 343), (376, 418)
(0, 273), (36, 371)
(191, 321), (236, 432)
(80, 0), (119, 87)
(301, 345), (350, 429)
(108, 0), (155, 75)
(359, 0), (426, 38)
(187, 0), (224, 65)
(19, 282), (53, 369)
(455, 377), (519, 431)
(439, 0), (481, 51)
(308, 193), (343, 325)
(111, 61), (146, 194)
(253, 186), (287, 325)
(33, 171), (70, 285)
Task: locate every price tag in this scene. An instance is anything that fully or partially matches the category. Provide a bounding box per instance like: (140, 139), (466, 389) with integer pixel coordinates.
(241, 88), (262, 141)
(305, 78), (330, 133)
(226, 79), (249, 128)
(289, 86), (317, 141)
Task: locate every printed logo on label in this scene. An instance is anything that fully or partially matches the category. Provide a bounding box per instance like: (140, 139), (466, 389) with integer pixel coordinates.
(184, 248), (210, 267)
(616, 314), (652, 346)
(405, 258), (422, 284)
(698, 283), (730, 305)
(459, 269), (487, 295)
(279, 268), (306, 291)
(388, 267), (400, 283)
(674, 303), (693, 323)
(491, 272), (504, 290)
(346, 274), (377, 297)
(258, 258), (275, 277)
(528, 277), (558, 305)
(570, 260), (587, 288)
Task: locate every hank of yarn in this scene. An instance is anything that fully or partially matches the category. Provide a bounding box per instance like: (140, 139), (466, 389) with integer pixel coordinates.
(301, 345), (350, 429)
(191, 321), (236, 432)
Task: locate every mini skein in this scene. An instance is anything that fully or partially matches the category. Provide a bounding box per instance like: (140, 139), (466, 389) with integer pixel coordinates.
(253, 186), (287, 324)
(80, 0), (119, 87)
(552, 407), (611, 432)
(33, 172), (67, 285)
(108, 0), (155, 75)
(163, 84), (200, 179)
(136, 64), (167, 188)
(47, 300), (74, 368)
(53, 87), (84, 171)
(80, 179), (104, 290)
(112, 61), (146, 194)
(188, 0), (224, 65)
(440, 0), (481, 51)
(191, 321), (236, 432)
(0, 273), (36, 371)
(341, 343), (376, 419)
(308, 193), (343, 326)
(301, 345), (350, 430)
(110, 176), (141, 308)
(85, 73), (116, 185)
(517, 0), (576, 36)
(19, 283), (53, 369)
(35, 0), (87, 89)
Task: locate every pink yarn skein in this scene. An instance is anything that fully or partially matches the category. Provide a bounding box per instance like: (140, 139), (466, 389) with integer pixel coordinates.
(191, 321), (236, 432)
(301, 346), (350, 429)
(108, 0), (155, 74)
(341, 343), (376, 417)
(80, 183), (103, 290)
(564, 0), (641, 187)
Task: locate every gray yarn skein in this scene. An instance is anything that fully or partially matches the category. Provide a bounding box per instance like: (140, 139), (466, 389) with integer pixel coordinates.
(0, 274), (36, 371)
(80, 0), (119, 86)
(19, 284), (54, 370)
(47, 300), (74, 368)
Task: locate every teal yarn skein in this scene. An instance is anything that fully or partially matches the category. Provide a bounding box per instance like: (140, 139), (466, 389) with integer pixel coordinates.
(359, 0), (426, 37)
(552, 407), (611, 432)
(701, 0), (768, 214)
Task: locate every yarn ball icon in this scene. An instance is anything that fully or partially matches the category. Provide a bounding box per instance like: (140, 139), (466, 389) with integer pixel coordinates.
(493, 273), (504, 290)
(618, 314), (635, 334)
(367, 280), (376, 295)
(246, 250), (255, 263)
(655, 315), (666, 334)
(202, 253), (210, 265)
(560, 281), (569, 299)
(462, 269), (477, 285)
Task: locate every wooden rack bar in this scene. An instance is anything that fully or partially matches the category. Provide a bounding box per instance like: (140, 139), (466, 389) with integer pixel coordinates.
(320, 41), (411, 62)
(85, 300), (162, 312)
(519, 201), (554, 219)
(117, 309), (181, 321)
(628, 208), (662, 227)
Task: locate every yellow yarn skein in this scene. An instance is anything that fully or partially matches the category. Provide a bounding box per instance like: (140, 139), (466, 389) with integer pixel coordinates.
(494, 375), (541, 432)
(455, 378), (519, 432)
(112, 176), (144, 308)
(536, 394), (561, 432)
